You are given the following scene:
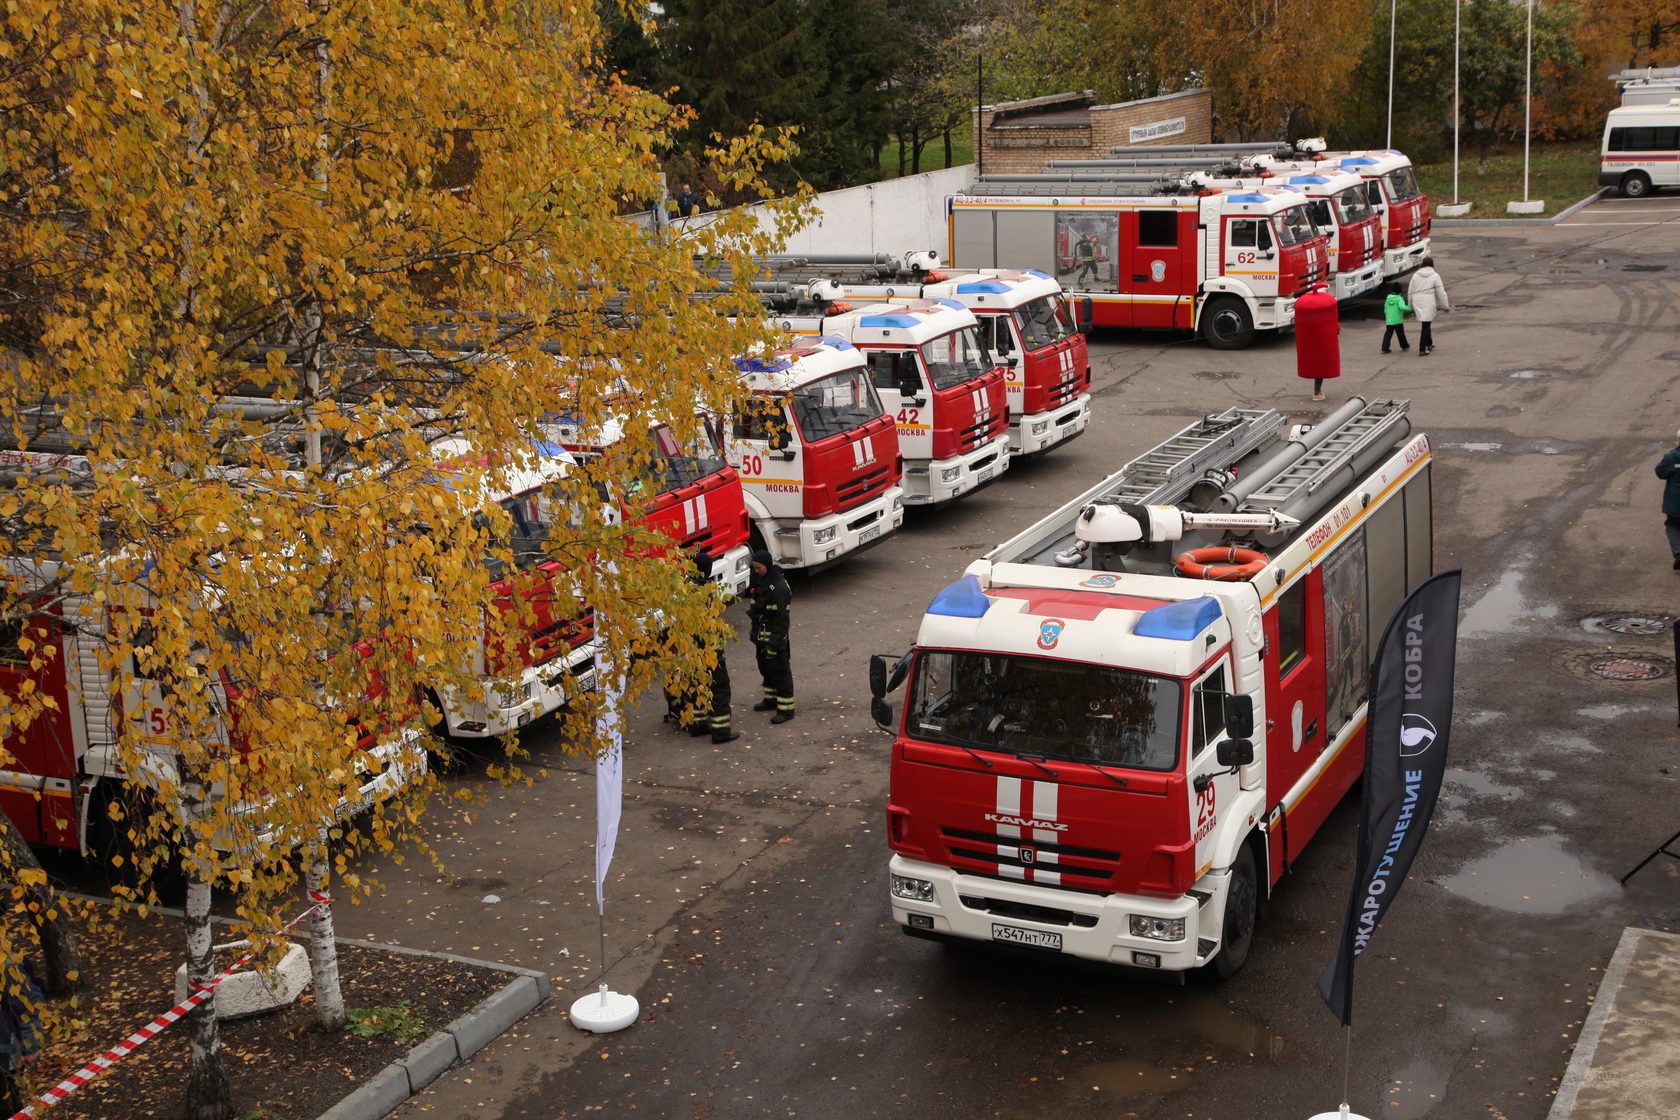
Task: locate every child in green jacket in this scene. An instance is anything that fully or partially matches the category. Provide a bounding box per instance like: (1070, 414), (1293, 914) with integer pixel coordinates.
(1382, 285), (1411, 354)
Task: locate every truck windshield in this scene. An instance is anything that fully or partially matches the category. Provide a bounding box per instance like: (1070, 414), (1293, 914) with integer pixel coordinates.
(919, 326), (993, 390)
(651, 422), (726, 490)
(479, 481), (569, 579)
(1303, 199), (1336, 235)
(1013, 296), (1076, 350)
(1383, 166), (1422, 202)
(790, 366), (887, 443)
(1272, 206), (1316, 247)
(1333, 187), (1375, 225)
(905, 649), (1181, 772)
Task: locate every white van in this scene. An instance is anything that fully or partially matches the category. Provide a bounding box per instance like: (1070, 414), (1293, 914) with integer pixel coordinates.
(1600, 100), (1680, 198)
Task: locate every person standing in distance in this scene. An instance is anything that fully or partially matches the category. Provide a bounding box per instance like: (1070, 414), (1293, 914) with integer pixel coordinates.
(1406, 256), (1450, 356)
(689, 551), (739, 742)
(1656, 430), (1680, 570)
(746, 549), (795, 723)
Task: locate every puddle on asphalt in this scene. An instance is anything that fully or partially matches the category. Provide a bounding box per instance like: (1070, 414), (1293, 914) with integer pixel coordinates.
(1578, 704), (1641, 720)
(1385, 1055), (1453, 1119)
(1459, 563), (1558, 638)
(1074, 993), (1286, 1097)
(1440, 834), (1618, 914)
(1444, 767), (1519, 800)
(1445, 442), (1503, 453)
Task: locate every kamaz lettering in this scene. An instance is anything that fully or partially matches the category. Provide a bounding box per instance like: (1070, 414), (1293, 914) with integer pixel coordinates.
(984, 813), (1069, 832)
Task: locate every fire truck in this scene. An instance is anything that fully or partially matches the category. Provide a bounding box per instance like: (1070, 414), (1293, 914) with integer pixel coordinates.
(948, 177), (1330, 350)
(427, 438), (598, 738)
(1093, 140), (1431, 282)
(540, 404), (753, 597)
(868, 399), (1432, 977)
(748, 253), (1091, 460)
(759, 292), (1012, 506)
(727, 338), (906, 571)
(0, 456), (426, 860)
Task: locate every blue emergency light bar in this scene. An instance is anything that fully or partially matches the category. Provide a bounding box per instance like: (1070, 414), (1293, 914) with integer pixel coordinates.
(1133, 596), (1222, 641)
(1224, 194), (1269, 204)
(955, 281), (1011, 295)
(734, 354), (794, 373)
(927, 575), (991, 619)
(858, 313), (918, 328)
(816, 336), (854, 350)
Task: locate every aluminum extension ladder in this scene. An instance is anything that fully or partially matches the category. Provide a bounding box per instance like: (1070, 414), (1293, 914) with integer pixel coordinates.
(1100, 408), (1283, 508)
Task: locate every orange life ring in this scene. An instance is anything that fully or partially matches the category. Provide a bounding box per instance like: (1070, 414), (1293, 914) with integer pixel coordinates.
(1173, 546), (1268, 581)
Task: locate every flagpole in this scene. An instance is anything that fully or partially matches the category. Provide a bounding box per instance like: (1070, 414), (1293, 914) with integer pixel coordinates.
(1385, 0), (1397, 149)
(570, 574), (641, 1034)
(1452, 0), (1461, 204)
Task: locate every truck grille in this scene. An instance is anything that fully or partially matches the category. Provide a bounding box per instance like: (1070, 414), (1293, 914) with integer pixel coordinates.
(835, 461), (895, 510)
(942, 825), (1119, 891)
(957, 893), (1099, 928)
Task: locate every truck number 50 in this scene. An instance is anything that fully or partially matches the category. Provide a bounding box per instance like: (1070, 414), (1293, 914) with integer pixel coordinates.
(740, 453), (764, 476)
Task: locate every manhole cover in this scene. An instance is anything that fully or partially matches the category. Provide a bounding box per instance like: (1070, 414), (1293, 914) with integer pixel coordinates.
(1582, 614), (1672, 636)
(1194, 370), (1239, 382)
(1591, 658), (1667, 681)
(1623, 263), (1668, 272)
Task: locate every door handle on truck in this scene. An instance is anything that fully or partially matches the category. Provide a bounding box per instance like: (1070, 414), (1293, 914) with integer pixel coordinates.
(1305, 718), (1319, 743)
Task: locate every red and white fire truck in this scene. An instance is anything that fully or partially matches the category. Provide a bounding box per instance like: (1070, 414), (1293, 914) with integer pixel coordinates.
(727, 338), (906, 571)
(1250, 151), (1431, 281)
(869, 399), (1432, 977)
(750, 253), (1091, 460)
(427, 438), (598, 738)
(761, 293), (1011, 506)
(0, 456), (425, 859)
(540, 405), (753, 597)
(948, 179), (1330, 349)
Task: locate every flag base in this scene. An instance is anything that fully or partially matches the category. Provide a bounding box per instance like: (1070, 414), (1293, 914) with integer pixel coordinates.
(1308, 1109), (1372, 1120)
(569, 984), (639, 1033)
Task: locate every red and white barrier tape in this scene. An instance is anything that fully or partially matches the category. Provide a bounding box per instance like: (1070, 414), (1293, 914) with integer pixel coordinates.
(10, 895), (330, 1120)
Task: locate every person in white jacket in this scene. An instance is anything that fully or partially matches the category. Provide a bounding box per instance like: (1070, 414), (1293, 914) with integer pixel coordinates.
(1406, 257), (1451, 356)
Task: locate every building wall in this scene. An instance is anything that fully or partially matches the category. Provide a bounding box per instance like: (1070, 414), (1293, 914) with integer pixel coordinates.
(743, 165), (973, 258)
(971, 89), (1214, 175)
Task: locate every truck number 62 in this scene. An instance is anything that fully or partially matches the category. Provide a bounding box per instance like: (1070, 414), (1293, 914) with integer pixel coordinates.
(1235, 252), (1257, 265)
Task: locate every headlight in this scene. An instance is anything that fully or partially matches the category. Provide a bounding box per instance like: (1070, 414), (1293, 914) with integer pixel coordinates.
(940, 466), (962, 483)
(1129, 915), (1185, 942)
(892, 495), (904, 510)
(493, 681), (533, 708)
(812, 526), (836, 545)
(890, 874), (935, 902)
(1031, 420), (1050, 436)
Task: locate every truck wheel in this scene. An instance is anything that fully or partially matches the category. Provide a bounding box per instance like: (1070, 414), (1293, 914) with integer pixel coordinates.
(1620, 171), (1653, 199)
(1211, 845), (1258, 980)
(1200, 298), (1254, 350)
(87, 782), (186, 902)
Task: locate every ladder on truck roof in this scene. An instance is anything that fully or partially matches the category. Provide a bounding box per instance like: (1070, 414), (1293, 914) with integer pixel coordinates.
(1102, 408), (1284, 507)
(1240, 399), (1411, 512)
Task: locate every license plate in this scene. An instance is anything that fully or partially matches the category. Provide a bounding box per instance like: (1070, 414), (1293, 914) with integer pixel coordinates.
(977, 467), (994, 484)
(991, 923), (1061, 951)
(859, 525), (880, 543)
(517, 711), (531, 728)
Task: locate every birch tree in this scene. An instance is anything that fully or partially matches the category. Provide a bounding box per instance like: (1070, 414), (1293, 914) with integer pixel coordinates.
(0, 2), (805, 1116)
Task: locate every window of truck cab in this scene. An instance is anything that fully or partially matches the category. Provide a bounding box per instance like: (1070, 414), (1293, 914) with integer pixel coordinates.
(904, 649), (1182, 772)
(919, 326), (994, 391)
(1014, 296), (1076, 350)
(790, 366), (887, 442)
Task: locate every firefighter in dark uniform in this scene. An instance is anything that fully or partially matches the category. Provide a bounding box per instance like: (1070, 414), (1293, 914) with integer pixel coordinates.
(746, 549), (795, 723)
(1074, 231), (1100, 285)
(672, 551), (739, 743)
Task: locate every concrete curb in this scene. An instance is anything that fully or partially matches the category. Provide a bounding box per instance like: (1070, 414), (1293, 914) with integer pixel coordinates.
(1546, 926), (1652, 1119)
(313, 937), (552, 1120)
(1432, 188), (1610, 228)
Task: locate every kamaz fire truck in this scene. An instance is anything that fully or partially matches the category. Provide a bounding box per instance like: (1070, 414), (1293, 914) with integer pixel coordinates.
(0, 454), (426, 860)
(868, 399), (1432, 977)
(540, 404), (753, 597)
(428, 438), (599, 739)
(948, 177), (1330, 350)
(1095, 141), (1431, 283)
(749, 253), (1091, 460)
(760, 292), (1011, 507)
(727, 338), (906, 571)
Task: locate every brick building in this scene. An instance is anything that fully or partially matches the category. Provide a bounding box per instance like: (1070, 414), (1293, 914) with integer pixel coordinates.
(970, 89), (1214, 176)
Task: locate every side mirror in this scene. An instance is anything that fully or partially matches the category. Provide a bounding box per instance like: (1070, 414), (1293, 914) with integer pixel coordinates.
(1216, 738), (1255, 768)
(1077, 297), (1094, 335)
(1223, 692), (1255, 738)
(769, 424), (791, 452)
(871, 696), (894, 730)
(869, 653), (890, 698)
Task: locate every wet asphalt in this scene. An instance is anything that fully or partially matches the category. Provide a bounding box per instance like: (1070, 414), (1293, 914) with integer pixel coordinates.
(334, 191), (1680, 1120)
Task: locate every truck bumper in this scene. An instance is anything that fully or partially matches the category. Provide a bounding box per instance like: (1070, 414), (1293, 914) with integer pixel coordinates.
(901, 440), (1011, 507)
(1331, 261), (1384, 302)
(442, 644), (598, 739)
(1010, 395), (1091, 457)
(1384, 239), (1430, 279)
(773, 486), (904, 570)
(710, 543), (752, 598)
(887, 854), (1236, 973)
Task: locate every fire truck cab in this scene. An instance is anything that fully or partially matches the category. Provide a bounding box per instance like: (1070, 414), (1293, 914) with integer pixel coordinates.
(870, 400), (1433, 977)
(765, 298), (1011, 507)
(728, 339), (905, 571)
(1187, 170), (1385, 301)
(1256, 151), (1431, 280)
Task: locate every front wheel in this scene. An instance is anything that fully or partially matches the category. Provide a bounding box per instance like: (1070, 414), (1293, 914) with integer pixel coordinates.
(1621, 171), (1653, 199)
(1199, 297), (1255, 350)
(1210, 844), (1258, 980)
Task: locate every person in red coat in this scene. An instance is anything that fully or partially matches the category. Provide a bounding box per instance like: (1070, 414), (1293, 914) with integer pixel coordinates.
(1294, 286), (1340, 401)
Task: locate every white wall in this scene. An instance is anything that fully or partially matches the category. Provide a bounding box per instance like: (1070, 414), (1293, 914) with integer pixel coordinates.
(750, 165), (975, 257)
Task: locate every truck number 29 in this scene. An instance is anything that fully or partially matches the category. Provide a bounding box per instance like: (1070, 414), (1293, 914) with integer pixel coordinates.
(1196, 782), (1216, 828)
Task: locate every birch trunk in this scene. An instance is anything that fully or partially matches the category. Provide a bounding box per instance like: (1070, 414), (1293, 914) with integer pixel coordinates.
(0, 815), (85, 997)
(304, 843), (346, 1031)
(181, 856), (230, 1119)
